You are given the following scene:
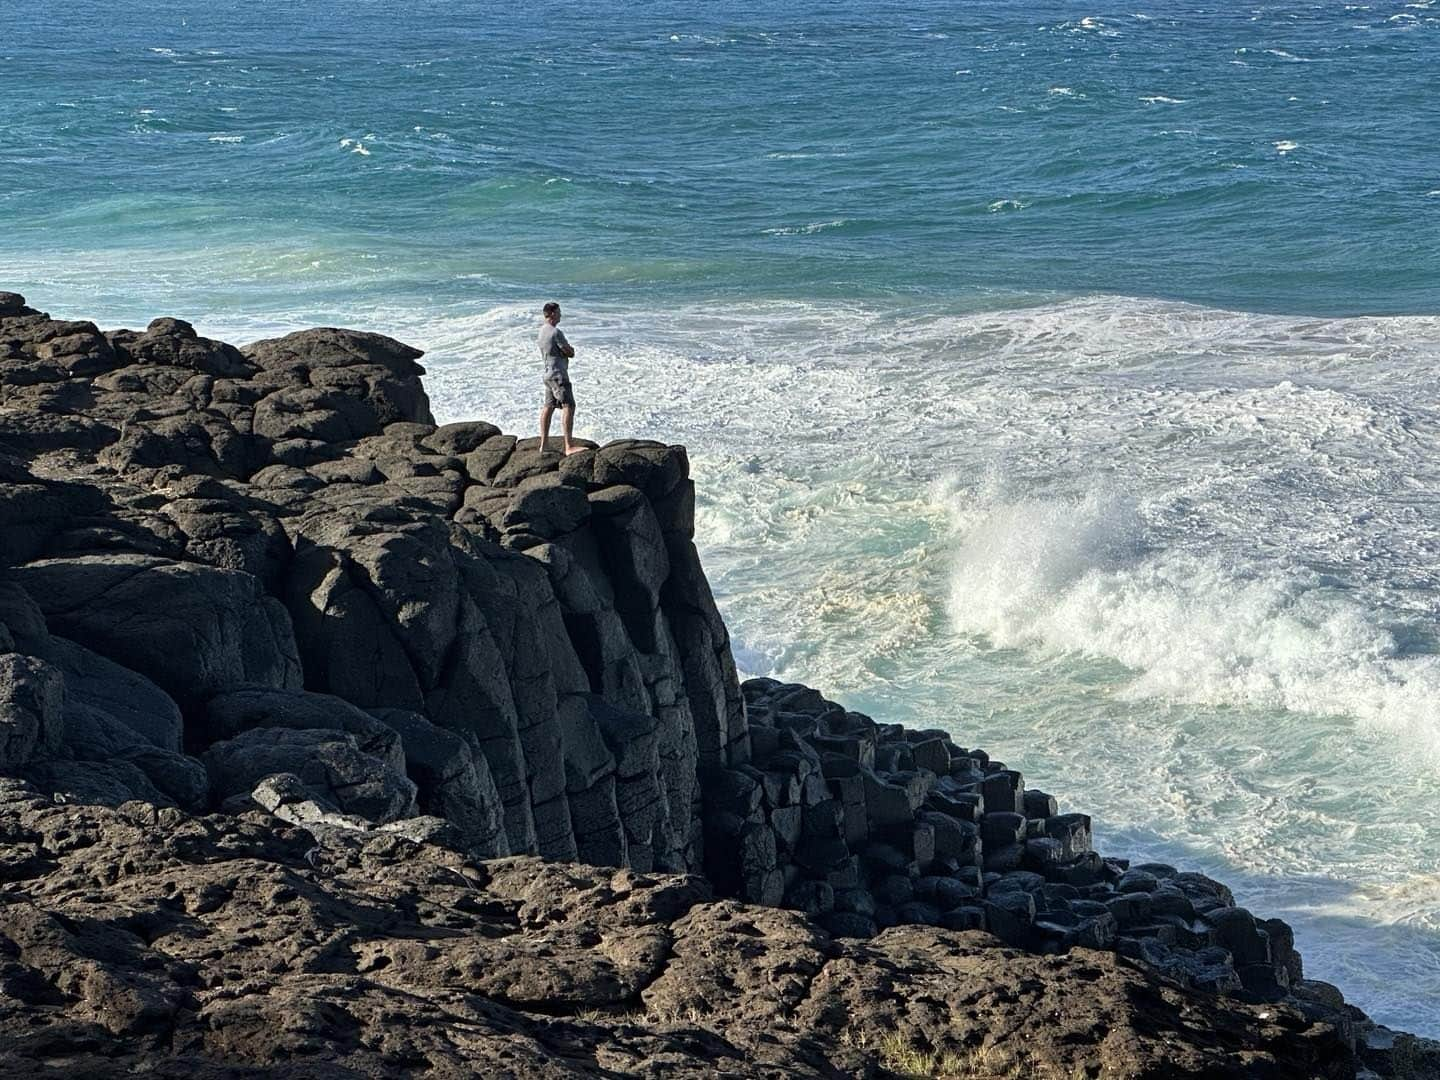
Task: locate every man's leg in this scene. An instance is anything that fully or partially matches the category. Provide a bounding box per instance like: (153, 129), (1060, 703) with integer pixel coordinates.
(539, 402), (555, 453)
(561, 404), (578, 454)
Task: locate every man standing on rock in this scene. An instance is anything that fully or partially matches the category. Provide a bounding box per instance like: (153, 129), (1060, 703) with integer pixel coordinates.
(538, 301), (580, 455)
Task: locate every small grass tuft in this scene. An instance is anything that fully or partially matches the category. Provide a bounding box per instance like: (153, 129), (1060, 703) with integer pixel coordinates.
(876, 1031), (993, 1079)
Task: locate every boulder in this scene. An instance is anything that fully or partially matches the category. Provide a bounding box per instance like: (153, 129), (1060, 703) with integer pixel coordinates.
(243, 327), (434, 429)
(108, 317), (254, 378)
(422, 421), (501, 456)
(13, 555), (301, 714)
(45, 637), (183, 751)
(0, 654), (64, 768)
(204, 687), (405, 771)
(21, 759), (172, 807)
(202, 727), (417, 823)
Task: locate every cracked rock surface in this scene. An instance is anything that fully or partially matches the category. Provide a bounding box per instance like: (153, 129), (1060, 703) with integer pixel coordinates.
(0, 783), (1358, 1079)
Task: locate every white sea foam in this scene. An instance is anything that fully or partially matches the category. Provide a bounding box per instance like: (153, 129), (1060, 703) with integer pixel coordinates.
(1275, 140), (1299, 153)
(1140, 95), (1187, 104)
(207, 135), (244, 143)
(987, 199), (1028, 212)
(946, 486), (1440, 757)
(761, 219), (848, 236)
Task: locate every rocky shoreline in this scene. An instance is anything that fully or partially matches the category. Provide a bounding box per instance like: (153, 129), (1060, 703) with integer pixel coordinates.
(0, 294), (1432, 1077)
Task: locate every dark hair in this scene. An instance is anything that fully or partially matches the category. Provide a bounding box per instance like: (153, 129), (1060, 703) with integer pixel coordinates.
(543, 301), (561, 318)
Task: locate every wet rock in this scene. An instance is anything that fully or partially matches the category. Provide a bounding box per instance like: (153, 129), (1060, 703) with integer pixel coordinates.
(1024, 788), (1058, 818)
(1205, 907), (1272, 966)
(980, 769), (1024, 814)
(984, 889), (1037, 946)
(0, 303), (1368, 1070)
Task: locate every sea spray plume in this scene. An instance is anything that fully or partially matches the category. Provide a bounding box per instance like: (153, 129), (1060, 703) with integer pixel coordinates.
(947, 484), (1145, 648)
(946, 483), (1440, 757)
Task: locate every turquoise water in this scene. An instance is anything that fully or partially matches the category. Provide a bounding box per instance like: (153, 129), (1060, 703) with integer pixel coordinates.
(5, 1), (1440, 1034)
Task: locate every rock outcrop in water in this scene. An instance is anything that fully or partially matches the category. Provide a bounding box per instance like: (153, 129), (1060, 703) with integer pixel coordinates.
(0, 293), (1430, 1077)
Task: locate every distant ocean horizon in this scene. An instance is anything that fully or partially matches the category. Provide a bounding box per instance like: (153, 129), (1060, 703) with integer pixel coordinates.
(5, 1), (1439, 1034)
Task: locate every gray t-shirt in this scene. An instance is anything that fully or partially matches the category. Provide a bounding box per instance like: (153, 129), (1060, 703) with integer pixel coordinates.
(538, 322), (570, 381)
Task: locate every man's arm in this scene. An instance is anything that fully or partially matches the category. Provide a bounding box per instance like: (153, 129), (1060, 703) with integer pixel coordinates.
(558, 329), (575, 359)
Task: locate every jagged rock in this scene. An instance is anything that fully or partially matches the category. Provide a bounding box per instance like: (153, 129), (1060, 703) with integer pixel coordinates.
(12, 555), (301, 714)
(202, 727), (417, 822)
(0, 654), (63, 768)
(98, 410), (263, 478)
(204, 686), (405, 771)
(108, 316), (254, 378)
(243, 326), (434, 430)
(0, 304), (1383, 1070)
(369, 706), (508, 858)
(0, 313), (119, 377)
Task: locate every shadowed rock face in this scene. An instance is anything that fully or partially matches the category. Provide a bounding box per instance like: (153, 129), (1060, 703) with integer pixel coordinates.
(0, 295), (1418, 1075)
(0, 295), (737, 874)
(0, 784), (1361, 1079)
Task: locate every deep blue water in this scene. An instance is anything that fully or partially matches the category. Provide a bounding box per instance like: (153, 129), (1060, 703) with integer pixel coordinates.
(3, 1), (1437, 317)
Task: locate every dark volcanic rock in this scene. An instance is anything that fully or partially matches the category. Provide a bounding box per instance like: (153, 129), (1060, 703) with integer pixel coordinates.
(243, 326), (435, 431)
(202, 726), (417, 822)
(0, 654), (64, 768)
(0, 789), (1361, 1079)
(109, 316), (255, 378)
(12, 555), (301, 713)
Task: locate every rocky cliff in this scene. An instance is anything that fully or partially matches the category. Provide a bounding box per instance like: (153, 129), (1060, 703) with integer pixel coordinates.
(0, 294), (1429, 1078)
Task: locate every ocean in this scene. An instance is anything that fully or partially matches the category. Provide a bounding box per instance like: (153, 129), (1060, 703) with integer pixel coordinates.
(4, 0), (1438, 1033)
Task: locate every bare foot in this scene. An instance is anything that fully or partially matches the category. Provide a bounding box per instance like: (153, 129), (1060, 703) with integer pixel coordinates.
(538, 441), (552, 455)
(564, 444), (584, 456)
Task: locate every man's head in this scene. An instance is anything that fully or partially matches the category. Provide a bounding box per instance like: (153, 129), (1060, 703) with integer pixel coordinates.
(543, 301), (561, 324)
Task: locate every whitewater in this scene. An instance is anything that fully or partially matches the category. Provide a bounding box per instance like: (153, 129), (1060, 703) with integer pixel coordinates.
(5, 0), (1439, 1036)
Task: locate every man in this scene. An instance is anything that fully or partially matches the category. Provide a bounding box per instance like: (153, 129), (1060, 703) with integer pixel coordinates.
(538, 300), (580, 455)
